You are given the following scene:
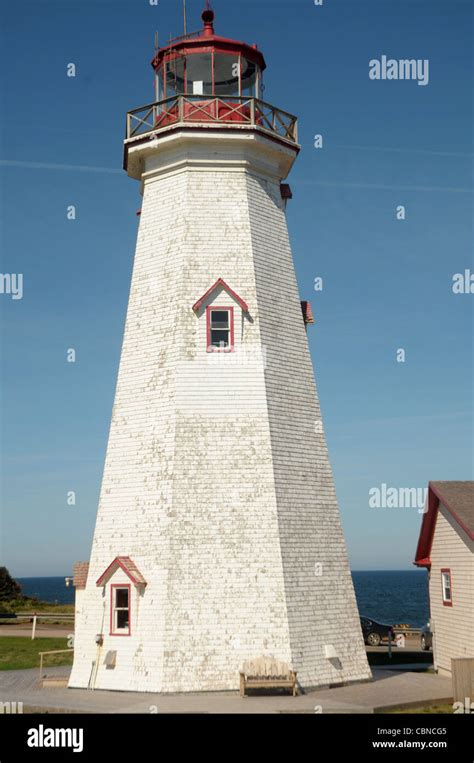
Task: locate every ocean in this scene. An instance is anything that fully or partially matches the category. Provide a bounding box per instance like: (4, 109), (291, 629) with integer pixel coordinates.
(18, 570), (429, 628)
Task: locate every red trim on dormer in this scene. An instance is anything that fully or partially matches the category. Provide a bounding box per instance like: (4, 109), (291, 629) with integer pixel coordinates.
(96, 556), (147, 587)
(192, 278), (248, 313)
(206, 305), (235, 353)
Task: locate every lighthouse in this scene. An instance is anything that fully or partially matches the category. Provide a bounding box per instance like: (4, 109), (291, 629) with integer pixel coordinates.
(69, 5), (371, 693)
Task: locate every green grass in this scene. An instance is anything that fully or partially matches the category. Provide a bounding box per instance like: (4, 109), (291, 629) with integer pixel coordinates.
(386, 704), (454, 714)
(0, 598), (74, 626)
(1, 598), (74, 615)
(0, 637), (73, 671)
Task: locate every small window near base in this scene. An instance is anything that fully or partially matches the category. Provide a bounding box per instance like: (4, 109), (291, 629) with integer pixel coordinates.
(110, 585), (131, 635)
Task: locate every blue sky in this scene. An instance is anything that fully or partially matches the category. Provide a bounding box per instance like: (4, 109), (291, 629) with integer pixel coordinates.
(0, 0), (472, 576)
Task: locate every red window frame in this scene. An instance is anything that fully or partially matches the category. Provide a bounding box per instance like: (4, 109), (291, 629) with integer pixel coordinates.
(206, 306), (234, 353)
(440, 568), (453, 607)
(110, 583), (132, 636)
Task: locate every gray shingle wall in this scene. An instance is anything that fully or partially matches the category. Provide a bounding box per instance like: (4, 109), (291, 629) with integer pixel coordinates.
(69, 131), (370, 693)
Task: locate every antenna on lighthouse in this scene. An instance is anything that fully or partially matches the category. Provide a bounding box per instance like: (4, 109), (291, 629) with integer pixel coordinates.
(183, 0), (187, 36)
(154, 31), (159, 105)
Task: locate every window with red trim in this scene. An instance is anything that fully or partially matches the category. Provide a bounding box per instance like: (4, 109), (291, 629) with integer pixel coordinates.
(110, 585), (131, 635)
(206, 306), (234, 352)
(441, 569), (452, 606)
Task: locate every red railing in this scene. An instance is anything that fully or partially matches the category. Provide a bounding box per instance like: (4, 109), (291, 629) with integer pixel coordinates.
(125, 95), (298, 144)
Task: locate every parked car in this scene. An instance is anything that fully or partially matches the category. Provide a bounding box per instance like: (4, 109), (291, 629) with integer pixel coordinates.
(360, 616), (394, 646)
(420, 622), (433, 651)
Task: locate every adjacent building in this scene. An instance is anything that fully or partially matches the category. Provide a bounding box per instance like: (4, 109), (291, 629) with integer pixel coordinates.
(414, 481), (474, 676)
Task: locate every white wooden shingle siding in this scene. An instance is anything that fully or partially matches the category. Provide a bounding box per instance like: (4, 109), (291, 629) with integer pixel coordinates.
(69, 130), (371, 692)
(429, 504), (474, 676)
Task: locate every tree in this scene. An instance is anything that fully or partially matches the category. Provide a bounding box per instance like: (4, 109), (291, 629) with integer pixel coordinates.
(0, 567), (23, 602)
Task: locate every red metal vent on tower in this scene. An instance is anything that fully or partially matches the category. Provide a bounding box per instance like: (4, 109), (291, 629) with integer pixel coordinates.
(301, 301), (315, 326)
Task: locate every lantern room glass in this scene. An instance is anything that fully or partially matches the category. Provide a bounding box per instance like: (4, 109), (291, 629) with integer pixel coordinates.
(163, 57), (186, 97)
(157, 52), (261, 99)
(213, 54), (239, 96)
(186, 53), (213, 95)
(241, 58), (258, 97)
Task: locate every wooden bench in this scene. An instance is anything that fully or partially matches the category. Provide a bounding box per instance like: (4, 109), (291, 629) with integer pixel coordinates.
(239, 658), (297, 697)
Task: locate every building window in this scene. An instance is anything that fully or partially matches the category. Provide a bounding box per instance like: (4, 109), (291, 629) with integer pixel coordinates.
(110, 584), (131, 635)
(206, 306), (234, 352)
(441, 569), (453, 606)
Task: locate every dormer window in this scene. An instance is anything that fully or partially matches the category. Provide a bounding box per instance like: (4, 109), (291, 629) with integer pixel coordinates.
(95, 557), (146, 638)
(207, 306), (234, 352)
(111, 584), (131, 636)
(193, 279), (247, 353)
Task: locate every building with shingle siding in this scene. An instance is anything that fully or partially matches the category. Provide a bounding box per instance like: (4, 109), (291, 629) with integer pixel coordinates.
(68, 6), (371, 694)
(415, 481), (474, 677)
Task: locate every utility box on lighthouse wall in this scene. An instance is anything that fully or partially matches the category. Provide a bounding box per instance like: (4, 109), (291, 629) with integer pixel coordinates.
(69, 5), (371, 694)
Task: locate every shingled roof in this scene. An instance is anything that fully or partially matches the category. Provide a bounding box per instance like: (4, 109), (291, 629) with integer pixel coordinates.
(73, 562), (90, 589)
(192, 278), (248, 314)
(96, 556), (147, 587)
(414, 481), (474, 568)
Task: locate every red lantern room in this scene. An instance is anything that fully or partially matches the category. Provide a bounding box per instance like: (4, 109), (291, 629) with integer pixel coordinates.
(124, 2), (298, 171)
(152, 4), (265, 102)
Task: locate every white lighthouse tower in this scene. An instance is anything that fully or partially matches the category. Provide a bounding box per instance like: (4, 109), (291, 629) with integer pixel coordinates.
(69, 4), (371, 693)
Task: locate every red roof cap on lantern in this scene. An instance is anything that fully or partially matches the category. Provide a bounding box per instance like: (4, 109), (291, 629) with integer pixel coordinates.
(151, 3), (266, 73)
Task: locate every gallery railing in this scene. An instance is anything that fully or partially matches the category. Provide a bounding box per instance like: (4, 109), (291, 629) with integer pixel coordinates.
(125, 95), (298, 145)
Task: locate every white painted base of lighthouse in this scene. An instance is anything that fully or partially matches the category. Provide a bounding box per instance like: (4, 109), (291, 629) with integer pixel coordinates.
(69, 128), (371, 693)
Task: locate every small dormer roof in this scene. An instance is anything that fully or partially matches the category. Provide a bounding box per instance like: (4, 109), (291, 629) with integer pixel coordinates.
(192, 278), (248, 313)
(96, 556), (147, 587)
